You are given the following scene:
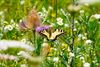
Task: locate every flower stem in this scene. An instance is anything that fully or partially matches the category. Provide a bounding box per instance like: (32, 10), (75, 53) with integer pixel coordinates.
(70, 0), (75, 67)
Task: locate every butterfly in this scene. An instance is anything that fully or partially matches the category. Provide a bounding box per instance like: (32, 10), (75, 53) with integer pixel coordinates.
(19, 8), (41, 30)
(40, 29), (64, 41)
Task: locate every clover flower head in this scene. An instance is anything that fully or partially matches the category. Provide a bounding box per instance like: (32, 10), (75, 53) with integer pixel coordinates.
(91, 14), (100, 19)
(64, 24), (69, 27)
(20, 64), (27, 67)
(69, 52), (74, 57)
(80, 10), (85, 14)
(38, 12), (44, 18)
(85, 39), (92, 44)
(84, 62), (90, 67)
(4, 25), (13, 32)
(53, 57), (59, 62)
(57, 17), (63, 25)
(80, 56), (84, 60)
(20, 0), (25, 5)
(11, 19), (14, 23)
(0, 11), (4, 16)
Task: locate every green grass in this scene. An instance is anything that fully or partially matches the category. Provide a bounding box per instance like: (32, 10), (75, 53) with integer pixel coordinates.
(0, 0), (100, 67)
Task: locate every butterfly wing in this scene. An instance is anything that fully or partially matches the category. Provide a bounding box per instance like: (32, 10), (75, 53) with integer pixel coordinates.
(50, 29), (64, 41)
(19, 9), (41, 30)
(41, 30), (50, 40)
(19, 20), (28, 30)
(40, 29), (64, 41)
(27, 9), (41, 28)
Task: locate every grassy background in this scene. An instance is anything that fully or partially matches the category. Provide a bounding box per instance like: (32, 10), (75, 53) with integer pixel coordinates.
(0, 0), (100, 67)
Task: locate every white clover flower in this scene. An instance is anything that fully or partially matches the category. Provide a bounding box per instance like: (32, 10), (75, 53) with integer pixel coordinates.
(68, 4), (81, 12)
(57, 17), (63, 23)
(42, 7), (47, 12)
(64, 24), (69, 27)
(84, 33), (87, 36)
(0, 11), (4, 16)
(42, 43), (49, 47)
(78, 34), (87, 40)
(75, 20), (78, 24)
(78, 35), (82, 41)
(42, 7), (48, 17)
(78, 34), (83, 38)
(83, 62), (90, 67)
(20, 64), (27, 67)
(91, 14), (100, 19)
(83, 60), (85, 63)
(15, 24), (19, 30)
(69, 52), (75, 57)
(92, 61), (96, 63)
(38, 8), (48, 19)
(4, 25), (13, 32)
(3, 21), (8, 24)
(38, 12), (44, 18)
(20, 0), (25, 5)
(57, 17), (63, 25)
(47, 57), (51, 60)
(7, 25), (13, 30)
(62, 43), (66, 46)
(21, 38), (27, 42)
(53, 48), (57, 51)
(19, 19), (23, 22)
(53, 57), (59, 62)
(38, 7), (48, 20)
(80, 56), (84, 60)
(48, 6), (53, 10)
(80, 10), (85, 14)
(11, 22), (19, 30)
(85, 40), (92, 44)
(0, 33), (3, 38)
(0, 40), (34, 51)
(11, 19), (14, 23)
(57, 21), (63, 25)
(82, 36), (87, 40)
(96, 63), (99, 66)
(77, 48), (80, 51)
(73, 28), (77, 31)
(67, 47), (71, 52)
(98, 22), (100, 24)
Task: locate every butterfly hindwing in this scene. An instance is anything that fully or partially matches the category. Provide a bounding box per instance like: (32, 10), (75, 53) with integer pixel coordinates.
(40, 30), (50, 40)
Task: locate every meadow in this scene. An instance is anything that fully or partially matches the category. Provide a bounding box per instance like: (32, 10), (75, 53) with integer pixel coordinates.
(0, 0), (100, 67)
